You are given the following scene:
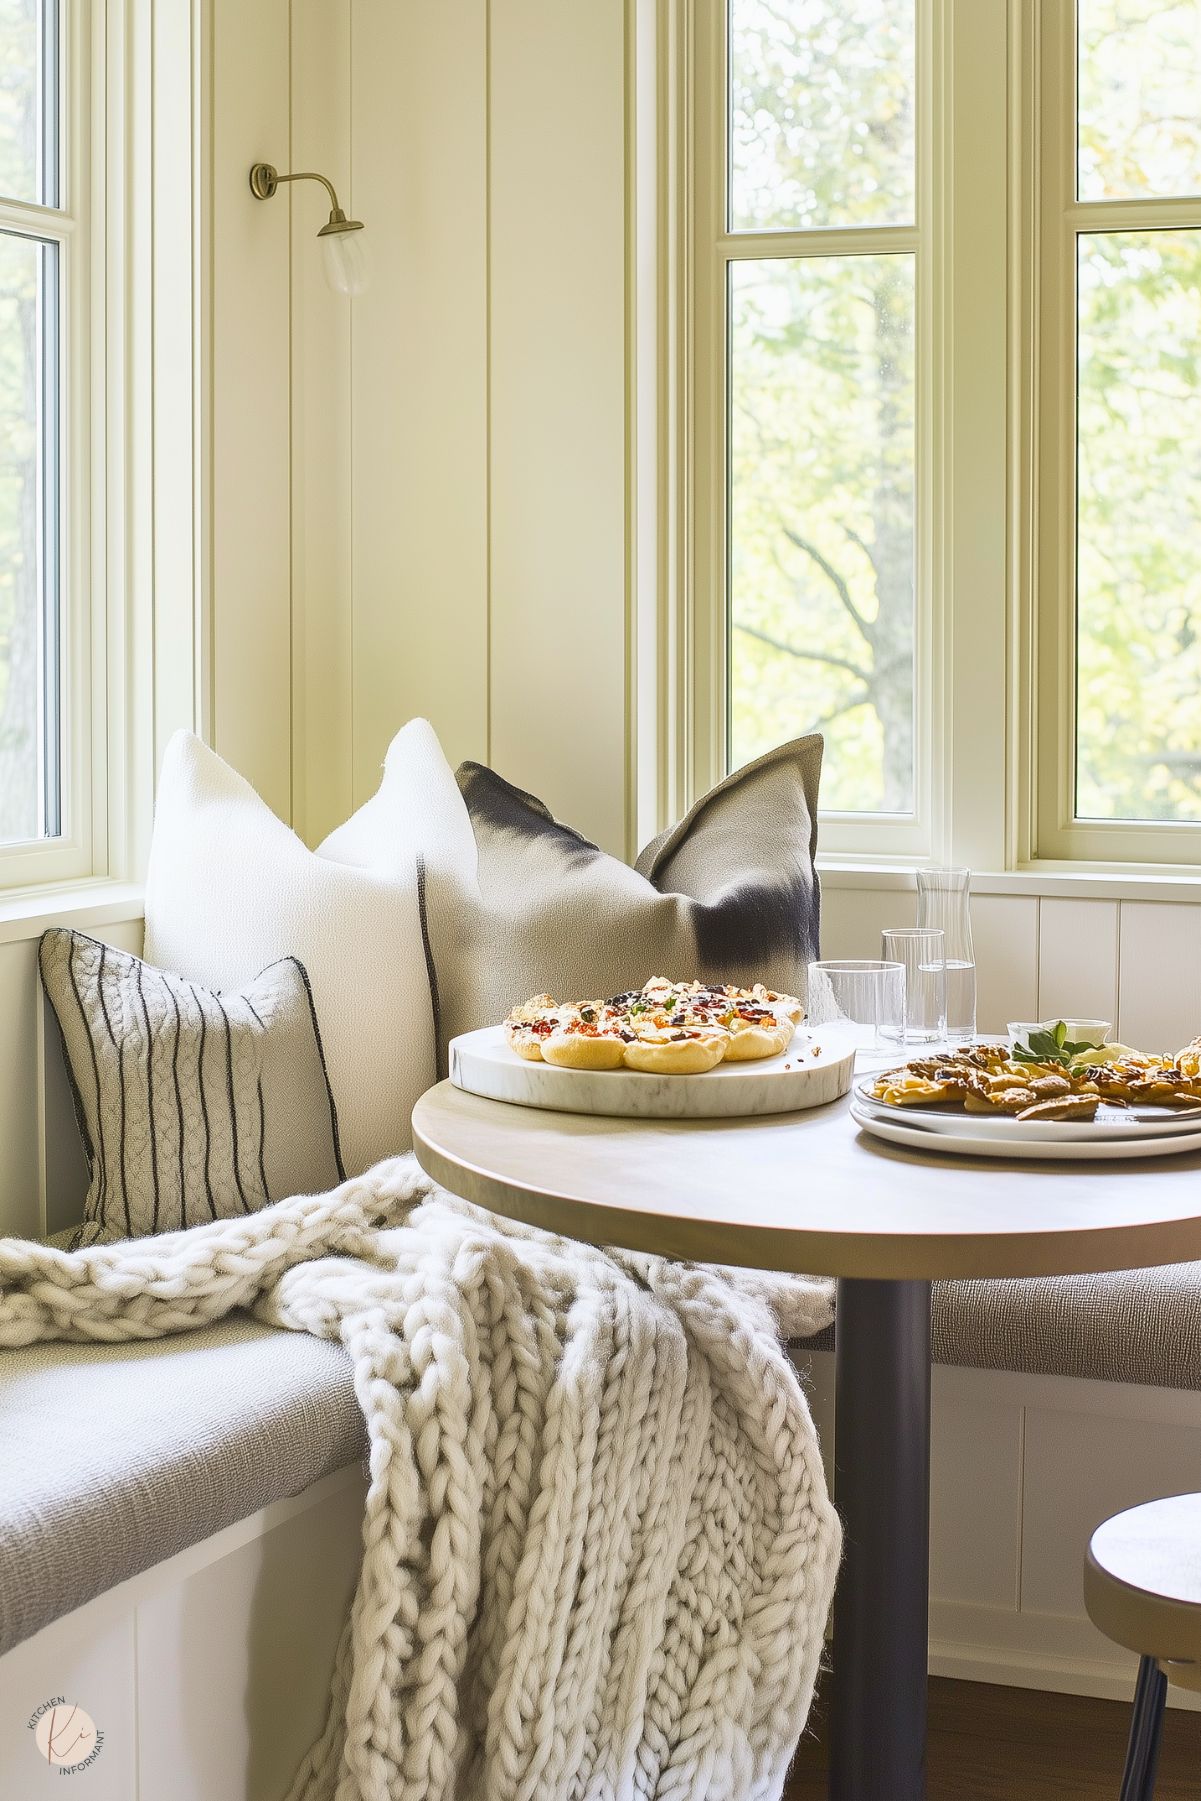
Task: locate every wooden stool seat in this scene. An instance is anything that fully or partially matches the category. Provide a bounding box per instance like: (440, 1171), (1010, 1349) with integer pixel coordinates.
(1085, 1493), (1201, 1690)
(1084, 1493), (1201, 1799)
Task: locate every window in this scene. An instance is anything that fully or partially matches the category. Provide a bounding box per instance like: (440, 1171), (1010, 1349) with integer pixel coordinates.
(683, 0), (1201, 871)
(1037, 0), (1201, 863)
(0, 0), (66, 853)
(691, 0), (936, 863)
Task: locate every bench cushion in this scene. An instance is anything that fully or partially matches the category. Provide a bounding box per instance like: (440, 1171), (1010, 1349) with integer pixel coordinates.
(804, 1264), (1201, 1390)
(0, 1314), (363, 1656)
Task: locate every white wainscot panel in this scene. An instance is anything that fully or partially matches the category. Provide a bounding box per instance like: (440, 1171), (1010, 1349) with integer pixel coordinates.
(819, 886), (913, 962)
(971, 895), (1039, 1036)
(1037, 898), (1118, 1031)
(1118, 902), (1201, 1052)
(1020, 1400), (1201, 1625)
(929, 1371), (1023, 1610)
(136, 1477), (364, 1801)
(0, 1608), (136, 1801)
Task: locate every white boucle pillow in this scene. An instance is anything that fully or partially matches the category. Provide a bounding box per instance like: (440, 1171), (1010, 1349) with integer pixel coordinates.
(144, 731), (438, 1173)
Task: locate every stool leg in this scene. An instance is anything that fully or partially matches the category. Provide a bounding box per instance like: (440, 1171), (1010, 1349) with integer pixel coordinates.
(1119, 1656), (1168, 1801)
(1138, 1663), (1167, 1801)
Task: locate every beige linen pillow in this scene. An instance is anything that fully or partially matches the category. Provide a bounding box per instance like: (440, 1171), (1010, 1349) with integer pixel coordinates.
(40, 928), (345, 1240)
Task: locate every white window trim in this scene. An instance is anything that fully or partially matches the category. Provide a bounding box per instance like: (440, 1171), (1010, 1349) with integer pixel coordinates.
(1025, 0), (1201, 869)
(0, 0), (94, 888)
(639, 0), (1201, 885)
(0, 0), (203, 899)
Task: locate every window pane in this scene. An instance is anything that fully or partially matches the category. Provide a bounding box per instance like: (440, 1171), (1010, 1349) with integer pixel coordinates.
(0, 231), (57, 846)
(729, 254), (915, 812)
(729, 0), (915, 233)
(1078, 0), (1201, 201)
(1076, 231), (1201, 823)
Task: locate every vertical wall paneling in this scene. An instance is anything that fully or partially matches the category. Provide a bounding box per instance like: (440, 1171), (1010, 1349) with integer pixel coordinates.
(209, 0), (293, 818)
(0, 941), (41, 1239)
(945, 1), (1009, 871)
(930, 1381), (1024, 1610)
(1118, 902), (1201, 1050)
(0, 1609), (137, 1801)
(151, 0), (203, 780)
(972, 894), (1039, 1034)
(488, 1), (629, 854)
(135, 1481), (363, 1800)
(1037, 898), (1119, 1031)
(1020, 1403), (1201, 1618)
(289, 0), (353, 846)
(819, 884), (915, 962)
(348, 0), (489, 805)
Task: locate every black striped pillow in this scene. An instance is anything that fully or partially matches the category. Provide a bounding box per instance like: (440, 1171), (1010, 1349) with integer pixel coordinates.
(39, 928), (345, 1241)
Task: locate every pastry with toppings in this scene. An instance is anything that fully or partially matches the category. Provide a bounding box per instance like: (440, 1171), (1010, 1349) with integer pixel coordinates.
(501, 977), (803, 1073)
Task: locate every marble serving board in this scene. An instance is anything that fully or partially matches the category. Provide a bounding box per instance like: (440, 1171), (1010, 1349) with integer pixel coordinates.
(449, 1024), (855, 1120)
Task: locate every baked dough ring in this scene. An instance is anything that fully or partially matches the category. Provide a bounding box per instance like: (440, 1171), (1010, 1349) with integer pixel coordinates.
(722, 1017), (794, 1062)
(505, 1028), (547, 1062)
(622, 1033), (727, 1075)
(541, 1029), (627, 1070)
(756, 986), (805, 1027)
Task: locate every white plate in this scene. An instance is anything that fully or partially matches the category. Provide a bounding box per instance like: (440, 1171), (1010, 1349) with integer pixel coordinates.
(849, 1101), (1201, 1162)
(450, 1024), (855, 1120)
(852, 1077), (1201, 1142)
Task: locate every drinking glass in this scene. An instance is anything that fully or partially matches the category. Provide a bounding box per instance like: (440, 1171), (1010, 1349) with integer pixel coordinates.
(880, 928), (947, 1045)
(916, 867), (976, 1042)
(806, 960), (905, 1065)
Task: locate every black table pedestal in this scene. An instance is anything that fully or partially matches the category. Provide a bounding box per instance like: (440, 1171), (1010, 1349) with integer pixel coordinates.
(830, 1276), (933, 1801)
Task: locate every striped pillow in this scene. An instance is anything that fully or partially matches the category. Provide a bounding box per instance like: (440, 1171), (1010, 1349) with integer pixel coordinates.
(39, 928), (345, 1241)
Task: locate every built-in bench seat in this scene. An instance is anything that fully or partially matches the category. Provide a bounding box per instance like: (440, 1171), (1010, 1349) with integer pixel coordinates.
(805, 1263), (1201, 1389)
(0, 1315), (362, 1657)
(2, 1263), (1198, 1665)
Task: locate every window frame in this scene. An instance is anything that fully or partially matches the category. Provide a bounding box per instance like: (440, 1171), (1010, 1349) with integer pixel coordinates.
(0, 0), (203, 902)
(1031, 0), (1201, 868)
(0, 0), (97, 888)
(685, 0), (958, 866)
(667, 0), (1201, 877)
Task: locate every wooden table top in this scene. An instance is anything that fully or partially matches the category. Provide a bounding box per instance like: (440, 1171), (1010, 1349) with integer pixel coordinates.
(412, 1082), (1201, 1281)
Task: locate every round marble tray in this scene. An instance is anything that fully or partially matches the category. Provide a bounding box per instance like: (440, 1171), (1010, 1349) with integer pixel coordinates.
(449, 1024), (855, 1120)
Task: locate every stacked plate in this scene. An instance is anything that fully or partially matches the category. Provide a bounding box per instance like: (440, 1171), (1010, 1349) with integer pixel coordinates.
(850, 1078), (1201, 1162)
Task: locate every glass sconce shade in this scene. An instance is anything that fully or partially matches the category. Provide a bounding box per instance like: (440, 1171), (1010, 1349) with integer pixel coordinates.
(320, 224), (369, 297)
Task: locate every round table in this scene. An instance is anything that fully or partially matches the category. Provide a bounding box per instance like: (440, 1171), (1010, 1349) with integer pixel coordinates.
(412, 1082), (1201, 1801)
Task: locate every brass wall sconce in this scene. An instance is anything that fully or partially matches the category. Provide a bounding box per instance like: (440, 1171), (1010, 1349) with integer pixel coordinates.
(248, 162), (368, 296)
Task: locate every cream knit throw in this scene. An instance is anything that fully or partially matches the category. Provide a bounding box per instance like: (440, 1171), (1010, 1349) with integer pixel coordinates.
(0, 1156), (841, 1801)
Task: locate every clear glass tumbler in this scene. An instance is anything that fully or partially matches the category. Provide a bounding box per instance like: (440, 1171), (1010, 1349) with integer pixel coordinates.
(880, 927), (947, 1045)
(916, 867), (976, 1042)
(806, 960), (906, 1064)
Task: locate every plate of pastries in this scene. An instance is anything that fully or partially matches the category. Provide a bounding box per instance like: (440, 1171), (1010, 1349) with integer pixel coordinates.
(851, 1023), (1201, 1161)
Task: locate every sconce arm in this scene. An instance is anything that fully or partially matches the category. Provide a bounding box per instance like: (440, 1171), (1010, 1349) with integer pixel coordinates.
(248, 163), (345, 216)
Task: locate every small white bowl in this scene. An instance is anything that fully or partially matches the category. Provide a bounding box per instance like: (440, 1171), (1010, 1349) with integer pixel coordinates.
(1007, 1018), (1112, 1055)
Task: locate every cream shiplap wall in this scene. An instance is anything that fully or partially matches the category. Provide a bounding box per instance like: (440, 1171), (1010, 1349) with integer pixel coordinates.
(821, 887), (1201, 1051)
(229, 0), (632, 855)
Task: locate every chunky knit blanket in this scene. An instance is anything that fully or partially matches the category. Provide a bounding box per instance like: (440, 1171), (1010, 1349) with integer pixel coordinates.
(0, 1156), (841, 1801)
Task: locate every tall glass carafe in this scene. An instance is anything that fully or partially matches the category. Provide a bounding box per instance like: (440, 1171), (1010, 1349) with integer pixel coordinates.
(916, 867), (976, 1042)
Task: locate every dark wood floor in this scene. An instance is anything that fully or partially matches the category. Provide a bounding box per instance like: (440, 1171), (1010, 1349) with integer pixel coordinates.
(785, 1676), (1200, 1800)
